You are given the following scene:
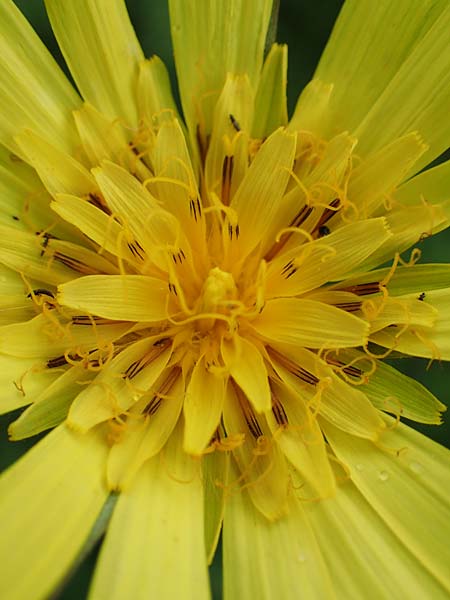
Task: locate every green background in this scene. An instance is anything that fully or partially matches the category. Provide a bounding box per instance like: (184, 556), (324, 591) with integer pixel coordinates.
(2, 1), (449, 598)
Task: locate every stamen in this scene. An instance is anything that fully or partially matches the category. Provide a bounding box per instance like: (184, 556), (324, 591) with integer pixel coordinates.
(270, 386), (289, 426)
(339, 281), (381, 296)
(221, 155), (234, 206)
(123, 338), (172, 380)
(267, 347), (319, 386)
(87, 192), (112, 215)
(142, 366), (180, 415)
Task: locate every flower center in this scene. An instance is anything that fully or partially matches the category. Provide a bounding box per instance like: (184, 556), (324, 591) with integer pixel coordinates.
(199, 267), (237, 314)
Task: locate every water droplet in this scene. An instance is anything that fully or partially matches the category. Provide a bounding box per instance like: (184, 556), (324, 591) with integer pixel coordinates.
(409, 461), (424, 475)
(297, 552), (307, 563)
(355, 463), (364, 472)
(378, 470), (389, 482)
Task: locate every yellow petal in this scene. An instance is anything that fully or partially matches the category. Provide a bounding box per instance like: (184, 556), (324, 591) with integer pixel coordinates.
(138, 56), (181, 127)
(0, 0), (80, 156)
(0, 424), (108, 600)
(253, 298), (369, 349)
(52, 194), (127, 258)
(223, 465), (334, 600)
(221, 336), (270, 413)
(68, 337), (172, 431)
(252, 43), (288, 138)
(169, 0), (272, 136)
(305, 480), (448, 598)
(0, 145), (57, 235)
(203, 450), (229, 564)
(223, 383), (289, 520)
(0, 355), (58, 415)
(267, 379), (336, 497)
(346, 132), (427, 219)
(46, 0), (143, 126)
(9, 366), (92, 439)
(230, 128), (296, 260)
(15, 129), (96, 198)
(355, 7), (450, 172)
(360, 355), (446, 424)
(367, 295), (438, 333)
(0, 312), (130, 358)
(371, 288), (450, 359)
(266, 218), (391, 297)
(183, 356), (226, 454)
(74, 104), (150, 181)
(106, 374), (184, 490)
(205, 74), (254, 203)
(270, 345), (384, 439)
(315, 0), (446, 140)
(0, 225), (83, 285)
(324, 418), (450, 591)
(90, 427), (210, 600)
(58, 274), (168, 322)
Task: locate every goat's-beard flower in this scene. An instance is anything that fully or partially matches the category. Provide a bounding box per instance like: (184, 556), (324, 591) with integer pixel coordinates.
(0, 1), (450, 598)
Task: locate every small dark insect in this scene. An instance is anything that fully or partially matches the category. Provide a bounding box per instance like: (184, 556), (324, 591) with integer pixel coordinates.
(318, 225), (331, 237)
(27, 288), (55, 299)
(12, 215), (19, 221)
(229, 113), (241, 132)
(418, 292), (426, 301)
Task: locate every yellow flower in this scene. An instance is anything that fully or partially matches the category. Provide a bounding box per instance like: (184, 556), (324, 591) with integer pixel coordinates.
(0, 0), (450, 598)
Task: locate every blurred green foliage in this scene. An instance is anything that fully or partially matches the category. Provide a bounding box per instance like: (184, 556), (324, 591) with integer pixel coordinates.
(3, 1), (450, 598)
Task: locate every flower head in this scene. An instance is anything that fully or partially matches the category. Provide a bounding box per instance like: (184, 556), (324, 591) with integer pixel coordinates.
(1, 0), (450, 598)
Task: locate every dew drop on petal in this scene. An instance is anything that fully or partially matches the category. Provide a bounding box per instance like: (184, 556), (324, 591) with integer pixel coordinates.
(409, 461), (424, 475)
(378, 470), (389, 482)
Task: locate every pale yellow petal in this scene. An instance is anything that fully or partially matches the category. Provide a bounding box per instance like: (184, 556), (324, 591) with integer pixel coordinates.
(0, 312), (130, 359)
(221, 336), (271, 413)
(15, 129), (96, 197)
(90, 428), (210, 600)
(270, 345), (384, 439)
(252, 44), (288, 138)
(169, 0), (272, 137)
(345, 132), (427, 219)
(364, 359), (446, 424)
(0, 0), (80, 157)
(74, 104), (150, 181)
(138, 56), (181, 127)
(0, 355), (58, 415)
(205, 74), (254, 203)
(223, 469), (334, 600)
(370, 288), (450, 359)
(229, 128), (296, 260)
(253, 298), (369, 349)
(0, 425), (108, 600)
(106, 374), (184, 490)
(355, 7), (450, 172)
(0, 145), (57, 235)
(203, 450), (229, 564)
(183, 356), (226, 454)
(9, 366), (92, 439)
(305, 480), (448, 598)
(46, 0), (143, 126)
(223, 383), (289, 520)
(324, 419), (450, 591)
(266, 380), (336, 497)
(68, 338), (172, 432)
(58, 275), (168, 322)
(266, 218), (391, 297)
(314, 0), (446, 141)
